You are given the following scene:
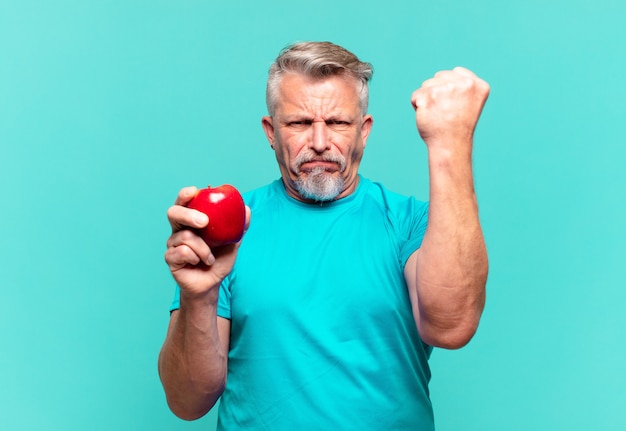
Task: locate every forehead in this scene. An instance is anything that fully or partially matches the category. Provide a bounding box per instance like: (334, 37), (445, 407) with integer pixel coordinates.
(274, 73), (361, 116)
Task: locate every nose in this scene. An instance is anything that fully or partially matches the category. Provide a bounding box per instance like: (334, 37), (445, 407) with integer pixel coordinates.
(310, 120), (331, 153)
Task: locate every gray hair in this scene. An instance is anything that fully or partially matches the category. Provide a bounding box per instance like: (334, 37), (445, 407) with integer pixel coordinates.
(266, 41), (373, 116)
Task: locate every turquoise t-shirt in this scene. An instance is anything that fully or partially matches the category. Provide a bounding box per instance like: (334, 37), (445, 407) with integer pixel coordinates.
(171, 177), (432, 430)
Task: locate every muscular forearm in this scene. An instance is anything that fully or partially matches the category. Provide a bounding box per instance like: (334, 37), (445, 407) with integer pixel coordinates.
(158, 290), (227, 420)
(415, 145), (488, 348)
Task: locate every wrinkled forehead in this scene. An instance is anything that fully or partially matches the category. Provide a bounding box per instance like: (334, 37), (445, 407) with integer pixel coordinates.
(275, 74), (361, 111)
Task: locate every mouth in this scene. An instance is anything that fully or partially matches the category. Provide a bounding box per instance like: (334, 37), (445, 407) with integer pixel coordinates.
(299, 160), (340, 173)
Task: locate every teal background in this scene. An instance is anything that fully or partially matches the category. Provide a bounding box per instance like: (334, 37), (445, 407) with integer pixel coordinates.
(2, 0), (625, 429)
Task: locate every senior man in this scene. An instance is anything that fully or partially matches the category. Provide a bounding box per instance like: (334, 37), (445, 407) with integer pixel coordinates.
(159, 41), (489, 430)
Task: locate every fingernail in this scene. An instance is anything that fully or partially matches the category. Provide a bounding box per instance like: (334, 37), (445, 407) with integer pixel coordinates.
(207, 254), (216, 266)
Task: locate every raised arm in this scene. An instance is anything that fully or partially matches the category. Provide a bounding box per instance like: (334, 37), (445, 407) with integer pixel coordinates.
(405, 67), (489, 349)
(158, 186), (250, 419)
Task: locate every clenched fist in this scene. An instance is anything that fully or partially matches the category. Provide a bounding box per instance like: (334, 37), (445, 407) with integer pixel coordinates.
(411, 67), (489, 154)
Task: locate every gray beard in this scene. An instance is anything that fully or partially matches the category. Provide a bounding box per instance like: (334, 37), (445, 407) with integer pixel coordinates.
(294, 167), (344, 202)
(293, 151), (347, 202)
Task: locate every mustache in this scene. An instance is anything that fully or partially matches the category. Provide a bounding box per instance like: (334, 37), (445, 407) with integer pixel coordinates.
(294, 152), (347, 173)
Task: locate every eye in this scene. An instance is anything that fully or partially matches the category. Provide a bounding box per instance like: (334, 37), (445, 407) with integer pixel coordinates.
(287, 120), (312, 129)
(326, 119), (352, 129)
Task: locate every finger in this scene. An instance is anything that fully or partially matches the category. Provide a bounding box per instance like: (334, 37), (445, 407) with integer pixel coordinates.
(167, 205), (209, 232)
(455, 68), (490, 95)
(243, 205), (252, 233)
(448, 67), (490, 99)
(452, 66), (477, 79)
(165, 245), (201, 270)
(433, 70), (455, 80)
(430, 69), (477, 88)
(165, 243), (217, 270)
(420, 77), (440, 88)
(167, 229), (215, 266)
(166, 229), (203, 249)
(174, 186), (198, 206)
(411, 88), (428, 110)
(231, 206), (252, 246)
(435, 68), (477, 81)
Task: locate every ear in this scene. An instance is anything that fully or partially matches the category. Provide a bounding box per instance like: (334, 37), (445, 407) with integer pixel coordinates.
(360, 114), (374, 148)
(261, 116), (275, 149)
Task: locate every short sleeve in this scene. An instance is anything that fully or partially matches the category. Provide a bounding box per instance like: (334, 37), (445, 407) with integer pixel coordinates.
(167, 280), (232, 320)
(399, 199), (429, 267)
(169, 285), (181, 312)
(217, 276), (232, 319)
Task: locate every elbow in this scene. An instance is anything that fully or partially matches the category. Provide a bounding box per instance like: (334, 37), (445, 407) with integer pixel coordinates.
(418, 302), (485, 350)
(168, 404), (209, 422)
(421, 322), (479, 350)
(419, 276), (487, 350)
(158, 354), (226, 421)
(167, 396), (219, 421)
(164, 381), (225, 421)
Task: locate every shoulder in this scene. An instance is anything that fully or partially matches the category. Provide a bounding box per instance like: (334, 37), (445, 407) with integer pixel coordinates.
(361, 177), (428, 218)
(360, 178), (429, 264)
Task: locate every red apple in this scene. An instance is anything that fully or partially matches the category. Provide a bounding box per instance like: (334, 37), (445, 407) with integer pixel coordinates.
(186, 184), (246, 248)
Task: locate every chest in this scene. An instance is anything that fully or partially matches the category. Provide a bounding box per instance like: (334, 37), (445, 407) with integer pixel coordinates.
(227, 204), (413, 345)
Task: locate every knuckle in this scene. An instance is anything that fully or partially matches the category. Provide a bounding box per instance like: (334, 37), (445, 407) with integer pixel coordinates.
(178, 229), (197, 242)
(164, 248), (179, 266)
(458, 76), (474, 90)
(173, 186), (196, 206)
(166, 205), (179, 221)
(179, 186), (196, 201)
(181, 247), (200, 265)
(174, 244), (199, 265)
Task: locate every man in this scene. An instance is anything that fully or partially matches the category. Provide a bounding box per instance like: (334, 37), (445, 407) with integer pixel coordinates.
(159, 41), (489, 430)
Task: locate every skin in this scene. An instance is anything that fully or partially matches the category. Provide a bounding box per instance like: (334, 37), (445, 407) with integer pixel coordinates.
(261, 73), (373, 202)
(159, 189), (245, 419)
(159, 66), (489, 419)
(406, 67), (489, 348)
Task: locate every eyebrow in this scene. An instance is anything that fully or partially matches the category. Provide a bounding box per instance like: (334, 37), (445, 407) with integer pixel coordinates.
(279, 113), (354, 122)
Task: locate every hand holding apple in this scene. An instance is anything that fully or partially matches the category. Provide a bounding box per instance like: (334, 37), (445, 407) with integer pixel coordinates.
(165, 185), (249, 297)
(185, 184), (247, 248)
